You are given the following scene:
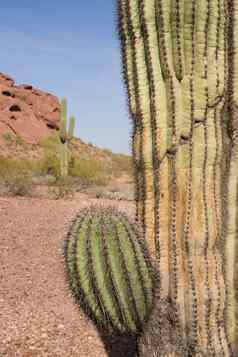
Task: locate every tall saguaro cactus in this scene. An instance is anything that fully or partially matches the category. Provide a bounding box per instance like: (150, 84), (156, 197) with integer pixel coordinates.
(59, 98), (75, 177)
(224, 0), (238, 353)
(117, 0), (238, 355)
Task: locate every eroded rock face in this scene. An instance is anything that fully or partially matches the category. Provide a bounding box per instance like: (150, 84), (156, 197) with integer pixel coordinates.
(0, 73), (60, 144)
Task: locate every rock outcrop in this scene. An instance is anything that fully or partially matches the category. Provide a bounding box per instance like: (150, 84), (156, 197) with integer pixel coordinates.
(0, 73), (60, 144)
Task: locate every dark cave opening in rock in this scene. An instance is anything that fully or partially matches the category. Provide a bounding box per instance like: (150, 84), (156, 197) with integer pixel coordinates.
(9, 104), (21, 112)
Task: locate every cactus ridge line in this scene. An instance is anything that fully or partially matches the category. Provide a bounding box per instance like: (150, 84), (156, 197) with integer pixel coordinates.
(74, 217), (105, 324)
(111, 216), (143, 328)
(127, 0), (149, 239)
(213, 105), (226, 355)
(119, 214), (153, 311)
(139, 0), (161, 260)
(202, 1), (215, 352)
(100, 216), (126, 329)
(89, 217), (124, 330)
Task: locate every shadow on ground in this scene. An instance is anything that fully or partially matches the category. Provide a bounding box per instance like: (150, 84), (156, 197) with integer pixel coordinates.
(100, 332), (138, 357)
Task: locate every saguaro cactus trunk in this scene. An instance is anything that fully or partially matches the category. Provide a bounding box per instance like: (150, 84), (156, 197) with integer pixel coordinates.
(225, 0), (238, 353)
(59, 99), (76, 178)
(117, 0), (238, 355)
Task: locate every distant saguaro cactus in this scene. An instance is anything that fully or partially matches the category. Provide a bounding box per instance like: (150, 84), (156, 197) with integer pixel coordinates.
(117, 0), (238, 355)
(59, 98), (75, 177)
(64, 207), (154, 334)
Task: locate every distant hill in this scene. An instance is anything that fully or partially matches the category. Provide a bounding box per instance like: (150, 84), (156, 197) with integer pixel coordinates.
(0, 72), (60, 147)
(0, 72), (132, 181)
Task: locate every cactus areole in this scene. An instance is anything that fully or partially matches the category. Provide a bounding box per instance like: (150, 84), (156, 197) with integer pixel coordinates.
(118, 0), (238, 355)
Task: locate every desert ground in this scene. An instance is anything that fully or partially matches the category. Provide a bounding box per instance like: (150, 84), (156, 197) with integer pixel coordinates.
(0, 192), (137, 357)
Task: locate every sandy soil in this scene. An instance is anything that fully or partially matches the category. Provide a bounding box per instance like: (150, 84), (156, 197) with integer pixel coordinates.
(0, 195), (135, 357)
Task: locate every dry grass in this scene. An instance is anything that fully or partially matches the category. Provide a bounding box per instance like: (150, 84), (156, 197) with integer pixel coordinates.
(0, 133), (133, 200)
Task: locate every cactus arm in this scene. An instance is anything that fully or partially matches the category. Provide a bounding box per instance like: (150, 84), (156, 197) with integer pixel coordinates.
(68, 115), (75, 139)
(59, 140), (68, 178)
(58, 99), (76, 177)
(60, 98), (67, 142)
(127, 0), (156, 257)
(118, 0), (144, 227)
(59, 98), (68, 177)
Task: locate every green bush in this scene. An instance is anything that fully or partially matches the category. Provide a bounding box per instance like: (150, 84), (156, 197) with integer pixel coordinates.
(111, 153), (133, 176)
(38, 134), (61, 176)
(15, 135), (26, 147)
(39, 133), (59, 151)
(69, 157), (109, 186)
(0, 156), (37, 178)
(5, 175), (33, 197)
(38, 154), (60, 176)
(2, 132), (14, 143)
(49, 176), (74, 199)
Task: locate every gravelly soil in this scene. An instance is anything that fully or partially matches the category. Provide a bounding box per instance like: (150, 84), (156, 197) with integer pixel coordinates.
(0, 195), (135, 357)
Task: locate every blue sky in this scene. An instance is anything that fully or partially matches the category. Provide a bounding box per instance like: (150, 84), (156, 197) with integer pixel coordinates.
(0, 1), (131, 154)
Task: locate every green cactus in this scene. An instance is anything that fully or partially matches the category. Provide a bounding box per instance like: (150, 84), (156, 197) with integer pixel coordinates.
(64, 206), (154, 334)
(59, 98), (76, 177)
(117, 0), (238, 355)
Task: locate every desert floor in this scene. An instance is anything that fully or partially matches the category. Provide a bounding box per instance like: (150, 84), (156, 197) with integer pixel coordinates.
(0, 195), (137, 357)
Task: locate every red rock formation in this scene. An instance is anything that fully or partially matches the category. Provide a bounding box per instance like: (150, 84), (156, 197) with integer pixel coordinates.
(0, 73), (60, 144)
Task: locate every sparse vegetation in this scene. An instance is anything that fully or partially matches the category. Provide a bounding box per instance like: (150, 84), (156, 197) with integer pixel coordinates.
(0, 134), (133, 199)
(0, 156), (37, 178)
(49, 176), (74, 200)
(15, 135), (26, 147)
(69, 157), (109, 186)
(2, 132), (14, 143)
(5, 174), (33, 197)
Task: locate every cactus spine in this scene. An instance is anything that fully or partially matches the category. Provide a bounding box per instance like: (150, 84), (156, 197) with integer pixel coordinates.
(59, 98), (75, 177)
(64, 207), (154, 334)
(117, 0), (238, 355)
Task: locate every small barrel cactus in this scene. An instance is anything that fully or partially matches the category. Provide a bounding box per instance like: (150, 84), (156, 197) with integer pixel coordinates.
(64, 206), (154, 334)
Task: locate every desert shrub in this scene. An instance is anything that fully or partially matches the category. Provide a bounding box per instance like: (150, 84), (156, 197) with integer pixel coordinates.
(0, 157), (36, 197)
(15, 135), (26, 147)
(38, 134), (60, 176)
(0, 156), (37, 178)
(102, 148), (113, 156)
(49, 176), (74, 199)
(108, 153), (133, 177)
(38, 153), (60, 176)
(69, 157), (109, 186)
(5, 174), (33, 197)
(2, 132), (14, 143)
(39, 133), (59, 151)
